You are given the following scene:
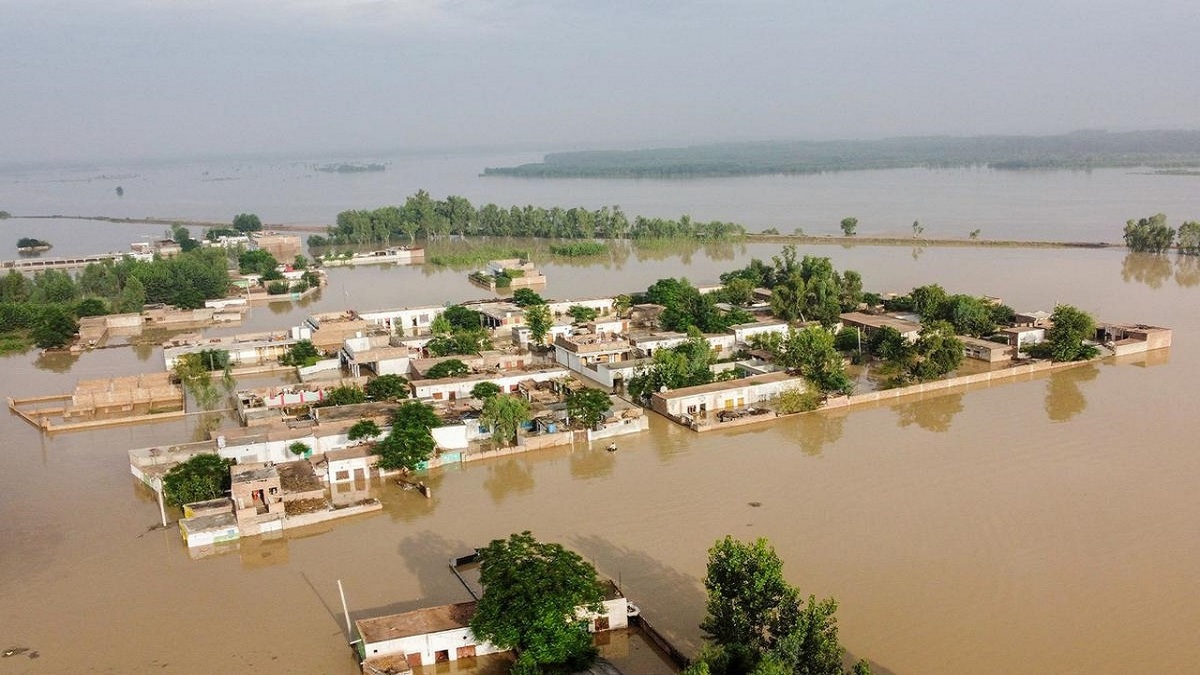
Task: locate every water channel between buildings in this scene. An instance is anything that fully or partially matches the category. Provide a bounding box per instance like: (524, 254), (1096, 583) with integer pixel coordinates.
(1, 159), (1199, 674)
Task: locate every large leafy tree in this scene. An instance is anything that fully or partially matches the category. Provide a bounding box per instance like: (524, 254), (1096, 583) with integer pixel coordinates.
(232, 213), (263, 232)
(511, 288), (544, 307)
(524, 303), (552, 345)
(374, 401), (441, 471)
(162, 454), (231, 507)
(780, 326), (852, 394)
(1123, 213), (1175, 253)
(481, 394), (531, 446)
(695, 536), (871, 675)
(424, 358), (470, 379)
(31, 305), (78, 349)
(1178, 220), (1200, 256)
(469, 532), (604, 674)
(1034, 304), (1098, 362)
(566, 388), (612, 428)
(364, 374), (409, 401)
(911, 320), (963, 381)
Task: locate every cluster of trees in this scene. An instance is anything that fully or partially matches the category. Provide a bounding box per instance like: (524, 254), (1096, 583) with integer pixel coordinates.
(628, 330), (729, 400)
(428, 305), (493, 357)
(470, 532), (605, 675)
(172, 350), (233, 407)
(16, 237), (51, 250)
(483, 130), (1200, 178)
(1123, 213), (1200, 255)
(720, 247), (862, 327)
(481, 393), (532, 446)
(1023, 305), (1098, 362)
(885, 284), (1014, 337)
(308, 191), (747, 246)
(279, 340), (322, 367)
(161, 453), (232, 507)
(685, 536), (871, 675)
(375, 400), (441, 471)
(867, 322), (964, 387)
(642, 277), (754, 334)
(565, 388), (613, 428)
(752, 326), (852, 395)
(0, 246), (229, 349)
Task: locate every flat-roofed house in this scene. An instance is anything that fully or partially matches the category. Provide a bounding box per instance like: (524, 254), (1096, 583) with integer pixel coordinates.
(960, 336), (1014, 362)
(650, 371), (805, 423)
(839, 312), (922, 342)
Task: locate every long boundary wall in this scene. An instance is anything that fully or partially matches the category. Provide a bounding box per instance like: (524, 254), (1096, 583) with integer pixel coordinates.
(691, 357), (1097, 433)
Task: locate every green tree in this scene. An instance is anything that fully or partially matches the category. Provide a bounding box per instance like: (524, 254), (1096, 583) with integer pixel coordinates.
(429, 313), (452, 335)
(566, 388), (612, 428)
(782, 326), (852, 394)
(364, 374), (409, 400)
(567, 304), (599, 324)
(1033, 304), (1098, 362)
(74, 297), (109, 317)
(238, 249), (279, 276)
(1177, 221), (1200, 255)
(471, 381), (502, 401)
(117, 275), (146, 313)
(375, 428), (435, 471)
(912, 220), (924, 238)
(911, 320), (963, 381)
(31, 306), (78, 349)
(839, 217), (858, 237)
(1123, 213), (1175, 253)
(481, 394), (531, 446)
(279, 340), (321, 367)
(347, 419), (381, 441)
(511, 288), (545, 307)
(288, 441), (311, 457)
(697, 536), (870, 675)
(161, 454), (231, 507)
(909, 284), (948, 320)
(316, 385), (366, 407)
(941, 295), (996, 337)
(469, 532), (604, 673)
(442, 305), (482, 331)
(232, 213), (263, 232)
(702, 536), (799, 654)
(390, 399), (442, 431)
(524, 303), (552, 345)
(425, 358), (470, 379)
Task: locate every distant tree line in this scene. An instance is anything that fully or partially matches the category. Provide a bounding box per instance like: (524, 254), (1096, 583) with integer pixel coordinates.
(483, 130), (1200, 178)
(0, 246), (232, 350)
(1123, 212), (1200, 254)
(307, 190), (746, 246)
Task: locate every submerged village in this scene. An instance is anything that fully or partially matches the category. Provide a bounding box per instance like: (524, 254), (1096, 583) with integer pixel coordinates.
(0, 217), (1175, 675)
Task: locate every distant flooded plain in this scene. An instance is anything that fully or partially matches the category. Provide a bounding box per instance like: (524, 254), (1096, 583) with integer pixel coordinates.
(1, 159), (1199, 673)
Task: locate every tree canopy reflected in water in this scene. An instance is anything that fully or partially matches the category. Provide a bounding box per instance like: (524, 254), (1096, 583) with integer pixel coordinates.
(787, 409), (847, 456)
(1120, 252), (1200, 289)
(894, 392), (965, 433)
(1044, 364), (1099, 422)
(483, 457), (535, 505)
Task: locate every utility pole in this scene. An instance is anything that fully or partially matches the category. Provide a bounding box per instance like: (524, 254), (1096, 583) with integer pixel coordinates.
(338, 579), (353, 637)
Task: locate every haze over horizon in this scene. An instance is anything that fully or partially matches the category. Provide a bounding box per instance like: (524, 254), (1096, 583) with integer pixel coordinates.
(4, 0), (1199, 166)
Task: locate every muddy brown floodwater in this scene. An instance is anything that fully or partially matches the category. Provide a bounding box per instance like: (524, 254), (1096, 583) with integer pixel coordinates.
(1, 245), (1198, 674)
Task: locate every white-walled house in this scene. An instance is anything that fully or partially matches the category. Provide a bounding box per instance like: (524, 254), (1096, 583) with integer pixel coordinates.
(545, 296), (616, 318)
(650, 371), (806, 422)
(355, 581), (629, 671)
(554, 334), (635, 373)
(341, 334), (411, 377)
(411, 367), (570, 402)
(730, 319), (791, 345)
(359, 305), (445, 337)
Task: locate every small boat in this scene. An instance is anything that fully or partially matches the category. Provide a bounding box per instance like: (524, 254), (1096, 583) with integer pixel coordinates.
(606, 443), (617, 452)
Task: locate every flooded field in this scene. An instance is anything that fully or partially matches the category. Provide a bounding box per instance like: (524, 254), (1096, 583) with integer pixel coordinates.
(1, 222), (1199, 671)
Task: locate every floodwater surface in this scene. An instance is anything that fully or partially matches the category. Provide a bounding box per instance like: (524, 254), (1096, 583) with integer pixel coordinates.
(1, 168), (1199, 674)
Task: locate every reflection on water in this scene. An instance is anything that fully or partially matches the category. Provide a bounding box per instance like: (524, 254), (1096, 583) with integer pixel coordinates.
(1119, 251), (1200, 289)
(483, 457), (535, 504)
(1044, 365), (1099, 422)
(911, 245), (924, 261)
(33, 351), (79, 373)
(1122, 252), (1173, 288)
(570, 444), (617, 480)
(786, 407), (847, 456)
(894, 391), (965, 433)
(1174, 255), (1200, 287)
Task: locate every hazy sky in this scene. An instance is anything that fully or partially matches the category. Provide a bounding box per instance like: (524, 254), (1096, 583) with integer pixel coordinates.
(3, 0), (1199, 164)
